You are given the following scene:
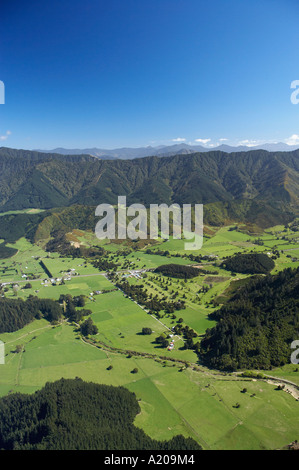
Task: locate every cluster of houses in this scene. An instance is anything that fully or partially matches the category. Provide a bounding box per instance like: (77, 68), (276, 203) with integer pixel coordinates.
(122, 270), (147, 280)
(41, 275), (71, 286)
(40, 268), (80, 286)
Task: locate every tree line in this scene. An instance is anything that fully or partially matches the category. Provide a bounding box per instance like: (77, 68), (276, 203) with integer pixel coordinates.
(116, 279), (186, 314)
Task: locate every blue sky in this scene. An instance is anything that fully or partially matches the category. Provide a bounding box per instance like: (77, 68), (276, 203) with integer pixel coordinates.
(1, 0), (299, 149)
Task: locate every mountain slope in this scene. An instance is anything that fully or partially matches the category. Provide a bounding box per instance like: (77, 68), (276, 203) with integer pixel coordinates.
(0, 147), (298, 227)
(201, 267), (299, 370)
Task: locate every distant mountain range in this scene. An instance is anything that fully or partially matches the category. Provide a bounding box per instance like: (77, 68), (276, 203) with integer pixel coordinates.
(34, 142), (299, 159)
(0, 146), (298, 228)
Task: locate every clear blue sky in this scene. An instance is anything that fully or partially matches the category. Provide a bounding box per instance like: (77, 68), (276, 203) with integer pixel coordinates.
(1, 0), (299, 149)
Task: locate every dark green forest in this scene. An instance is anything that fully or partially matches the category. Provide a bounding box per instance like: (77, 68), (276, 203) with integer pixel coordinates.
(0, 243), (18, 259)
(155, 264), (200, 279)
(0, 211), (48, 243)
(200, 267), (299, 370)
(0, 294), (94, 333)
(0, 378), (202, 450)
(0, 297), (63, 333)
(221, 252), (275, 274)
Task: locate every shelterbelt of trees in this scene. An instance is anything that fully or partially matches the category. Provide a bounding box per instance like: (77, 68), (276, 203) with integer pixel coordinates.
(0, 378), (202, 450)
(116, 279), (186, 314)
(201, 267), (299, 370)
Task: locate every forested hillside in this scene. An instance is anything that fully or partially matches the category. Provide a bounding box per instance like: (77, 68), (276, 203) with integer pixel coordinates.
(0, 148), (298, 228)
(0, 378), (201, 450)
(200, 267), (299, 370)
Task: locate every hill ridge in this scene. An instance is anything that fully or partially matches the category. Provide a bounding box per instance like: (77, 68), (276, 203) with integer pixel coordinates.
(0, 148), (298, 228)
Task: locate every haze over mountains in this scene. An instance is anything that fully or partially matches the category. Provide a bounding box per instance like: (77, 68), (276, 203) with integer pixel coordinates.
(35, 142), (299, 160)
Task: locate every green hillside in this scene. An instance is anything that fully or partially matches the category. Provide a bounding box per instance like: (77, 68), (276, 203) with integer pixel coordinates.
(0, 148), (298, 229)
(201, 267), (299, 370)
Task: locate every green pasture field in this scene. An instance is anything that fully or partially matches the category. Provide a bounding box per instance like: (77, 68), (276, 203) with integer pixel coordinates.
(175, 305), (216, 334)
(0, 238), (49, 281)
(0, 319), (298, 450)
(273, 259), (299, 273)
(125, 251), (195, 269)
(3, 273), (113, 300)
(1, 269), (196, 361)
(0, 237), (107, 283)
(71, 230), (124, 251)
(264, 364), (299, 386)
(41, 256), (100, 277)
(124, 268), (230, 334)
(86, 289), (197, 362)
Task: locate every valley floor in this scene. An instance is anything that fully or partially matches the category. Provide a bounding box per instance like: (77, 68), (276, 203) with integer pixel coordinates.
(0, 222), (298, 450)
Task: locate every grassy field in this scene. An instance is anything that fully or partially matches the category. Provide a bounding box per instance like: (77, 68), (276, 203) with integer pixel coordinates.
(0, 319), (298, 450)
(3, 274), (113, 300)
(0, 238), (48, 281)
(40, 256), (100, 277)
(0, 237), (105, 283)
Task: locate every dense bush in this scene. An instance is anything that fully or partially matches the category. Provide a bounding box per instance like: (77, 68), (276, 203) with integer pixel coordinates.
(221, 252), (275, 274)
(80, 317), (98, 336)
(0, 297), (63, 333)
(0, 243), (18, 259)
(155, 264), (200, 279)
(0, 294), (92, 333)
(0, 378), (202, 450)
(201, 267), (299, 370)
